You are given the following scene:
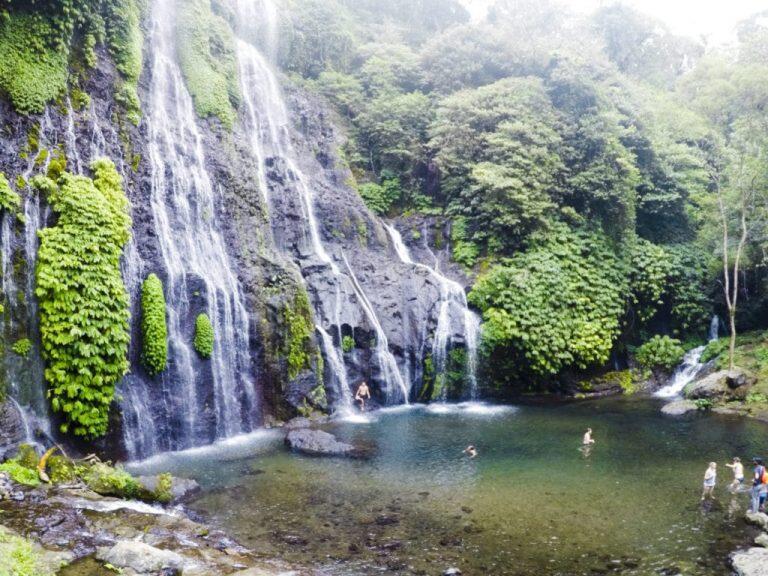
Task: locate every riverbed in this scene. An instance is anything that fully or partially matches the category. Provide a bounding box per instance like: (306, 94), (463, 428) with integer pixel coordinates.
(130, 398), (766, 575)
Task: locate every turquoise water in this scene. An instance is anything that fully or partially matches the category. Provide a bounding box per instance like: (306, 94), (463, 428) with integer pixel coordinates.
(130, 398), (767, 575)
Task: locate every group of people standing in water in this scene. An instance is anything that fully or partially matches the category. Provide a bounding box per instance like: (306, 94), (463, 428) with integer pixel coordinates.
(701, 457), (767, 512)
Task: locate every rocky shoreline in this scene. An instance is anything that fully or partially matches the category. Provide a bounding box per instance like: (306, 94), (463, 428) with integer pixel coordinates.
(0, 473), (307, 575)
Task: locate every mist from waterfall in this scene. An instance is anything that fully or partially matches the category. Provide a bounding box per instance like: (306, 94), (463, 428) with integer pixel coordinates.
(384, 224), (481, 399)
(119, 0), (260, 459)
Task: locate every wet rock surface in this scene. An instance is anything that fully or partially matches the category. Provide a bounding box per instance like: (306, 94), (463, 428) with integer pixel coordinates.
(285, 428), (357, 458)
(0, 480), (308, 575)
(661, 399), (698, 415)
(731, 547), (768, 576)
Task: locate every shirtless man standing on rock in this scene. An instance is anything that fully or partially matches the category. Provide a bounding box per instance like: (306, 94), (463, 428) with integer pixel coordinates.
(355, 381), (371, 412)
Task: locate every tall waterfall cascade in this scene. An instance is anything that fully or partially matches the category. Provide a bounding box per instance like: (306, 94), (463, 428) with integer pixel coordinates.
(384, 224), (481, 399)
(234, 0), (411, 406)
(119, 0), (260, 458)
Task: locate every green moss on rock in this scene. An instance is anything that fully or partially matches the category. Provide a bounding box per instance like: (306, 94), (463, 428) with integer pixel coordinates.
(141, 274), (168, 375)
(0, 173), (21, 214)
(194, 313), (214, 358)
(176, 0), (240, 128)
(282, 289), (314, 379)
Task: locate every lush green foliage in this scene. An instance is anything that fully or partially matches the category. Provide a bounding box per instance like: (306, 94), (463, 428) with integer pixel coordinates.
(177, 0), (239, 128)
(0, 1), (144, 115)
(0, 12), (69, 114)
(282, 290), (314, 379)
(0, 173), (20, 213)
(35, 159), (131, 438)
(635, 335), (685, 371)
(0, 527), (58, 576)
(82, 462), (142, 498)
(341, 335), (355, 353)
(357, 176), (401, 215)
(140, 274), (168, 375)
(0, 460), (40, 486)
(469, 227), (627, 380)
(103, 0), (144, 124)
(194, 313), (214, 359)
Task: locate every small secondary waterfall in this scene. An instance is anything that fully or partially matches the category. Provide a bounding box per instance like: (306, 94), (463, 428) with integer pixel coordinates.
(120, 0), (259, 458)
(384, 224), (481, 398)
(655, 316), (721, 399)
(654, 346), (706, 398)
(234, 0), (409, 405)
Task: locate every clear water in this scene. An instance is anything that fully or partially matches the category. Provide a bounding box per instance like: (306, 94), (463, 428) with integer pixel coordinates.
(129, 398), (766, 575)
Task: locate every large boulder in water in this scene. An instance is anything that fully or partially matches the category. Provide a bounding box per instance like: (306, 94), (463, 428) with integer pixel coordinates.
(731, 547), (768, 576)
(285, 428), (357, 457)
(0, 401), (27, 461)
(746, 512), (768, 530)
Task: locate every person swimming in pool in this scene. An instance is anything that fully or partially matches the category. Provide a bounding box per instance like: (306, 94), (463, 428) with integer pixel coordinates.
(463, 445), (477, 459)
(355, 381), (371, 412)
(582, 428), (595, 446)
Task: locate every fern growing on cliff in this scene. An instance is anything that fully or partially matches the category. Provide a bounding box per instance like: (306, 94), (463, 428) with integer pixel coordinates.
(34, 158), (131, 438)
(0, 172), (21, 213)
(141, 273), (168, 375)
(194, 313), (214, 359)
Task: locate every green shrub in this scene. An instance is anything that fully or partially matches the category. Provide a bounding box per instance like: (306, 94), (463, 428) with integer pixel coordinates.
(194, 313), (214, 359)
(745, 392), (768, 405)
(469, 226), (626, 377)
(11, 338), (31, 358)
(46, 455), (77, 484)
(282, 290), (314, 379)
(15, 444), (39, 469)
(35, 159), (131, 438)
(635, 335), (685, 371)
(358, 177), (401, 215)
(701, 338), (728, 363)
(0, 460), (40, 486)
(342, 335), (355, 353)
(0, 173), (21, 213)
(141, 274), (168, 375)
(694, 398), (714, 411)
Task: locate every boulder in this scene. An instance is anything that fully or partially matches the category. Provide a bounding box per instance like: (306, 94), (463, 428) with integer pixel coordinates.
(661, 400), (698, 416)
(731, 547), (768, 576)
(684, 370), (731, 399)
(96, 541), (187, 573)
(285, 428), (356, 457)
(746, 512), (768, 530)
(755, 533), (768, 548)
(0, 401), (28, 461)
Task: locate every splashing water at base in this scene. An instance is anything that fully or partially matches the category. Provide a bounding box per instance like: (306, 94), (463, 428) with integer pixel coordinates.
(654, 346), (707, 398)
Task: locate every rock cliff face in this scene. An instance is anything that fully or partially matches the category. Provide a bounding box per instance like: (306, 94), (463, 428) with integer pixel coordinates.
(0, 3), (478, 459)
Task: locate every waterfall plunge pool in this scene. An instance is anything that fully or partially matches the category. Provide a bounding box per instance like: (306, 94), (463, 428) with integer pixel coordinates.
(128, 398), (766, 575)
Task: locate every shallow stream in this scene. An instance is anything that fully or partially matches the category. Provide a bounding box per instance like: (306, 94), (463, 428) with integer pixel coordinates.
(130, 398), (767, 575)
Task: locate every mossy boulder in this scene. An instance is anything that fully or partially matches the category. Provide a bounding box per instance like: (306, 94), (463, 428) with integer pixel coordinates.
(82, 463), (153, 500)
(15, 443), (39, 469)
(575, 370), (640, 397)
(47, 455), (77, 484)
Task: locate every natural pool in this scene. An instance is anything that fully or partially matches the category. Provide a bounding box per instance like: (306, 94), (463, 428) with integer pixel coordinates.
(130, 398), (767, 575)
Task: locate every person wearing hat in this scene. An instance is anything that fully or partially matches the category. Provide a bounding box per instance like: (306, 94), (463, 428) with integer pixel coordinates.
(750, 457), (767, 513)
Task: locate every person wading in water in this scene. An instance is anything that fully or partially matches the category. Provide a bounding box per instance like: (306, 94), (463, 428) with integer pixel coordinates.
(355, 381), (371, 412)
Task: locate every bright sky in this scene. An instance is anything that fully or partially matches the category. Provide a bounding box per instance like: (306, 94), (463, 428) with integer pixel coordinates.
(463, 0), (768, 44)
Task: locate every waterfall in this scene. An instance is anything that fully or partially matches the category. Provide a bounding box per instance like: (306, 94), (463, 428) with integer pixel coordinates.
(119, 0), (260, 458)
(342, 253), (410, 404)
(384, 224), (481, 399)
(234, 0), (411, 405)
(64, 97), (83, 174)
(709, 316), (720, 342)
(315, 325), (353, 412)
(654, 346), (706, 398)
